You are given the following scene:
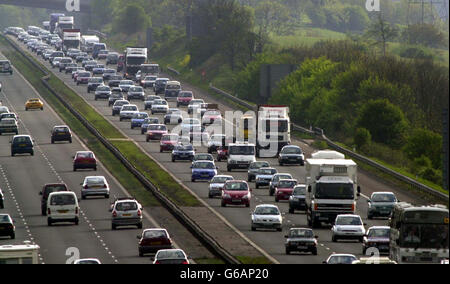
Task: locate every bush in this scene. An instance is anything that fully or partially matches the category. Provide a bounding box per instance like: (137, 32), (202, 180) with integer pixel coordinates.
(419, 167), (443, 186)
(403, 128), (442, 169)
(354, 128), (371, 150)
(399, 47), (433, 60)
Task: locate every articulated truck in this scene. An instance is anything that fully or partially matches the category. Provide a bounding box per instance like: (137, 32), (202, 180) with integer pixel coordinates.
(305, 150), (361, 228)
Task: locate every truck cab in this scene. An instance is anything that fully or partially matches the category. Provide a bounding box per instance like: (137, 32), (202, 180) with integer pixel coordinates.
(305, 151), (360, 228)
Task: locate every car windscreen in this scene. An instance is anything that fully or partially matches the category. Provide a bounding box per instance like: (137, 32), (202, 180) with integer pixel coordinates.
(86, 177), (105, 185)
(115, 202), (138, 211)
(129, 87), (143, 92)
(211, 176), (232, 183)
(176, 145), (193, 151)
(289, 229), (313, 238)
(195, 155), (213, 161)
(13, 137), (31, 144)
(44, 185), (67, 198)
(162, 135), (178, 142)
(229, 146), (255, 155)
(148, 125), (167, 131)
(368, 228), (390, 238)
(133, 113), (148, 119)
(254, 207), (279, 215)
(259, 168), (277, 175)
(122, 106), (137, 111)
(278, 180), (297, 188)
(0, 215), (12, 223)
(225, 182), (248, 191)
(293, 186), (306, 195)
(97, 86), (110, 91)
(144, 230), (168, 239)
(50, 194), (76, 206)
(282, 147), (302, 154)
(315, 183), (354, 199)
(193, 162), (215, 169)
(336, 216), (362, 226)
(180, 92), (193, 98)
(156, 250), (185, 260)
(328, 256), (356, 264)
(372, 194), (396, 203)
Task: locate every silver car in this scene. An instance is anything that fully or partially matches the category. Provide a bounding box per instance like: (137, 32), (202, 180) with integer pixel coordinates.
(81, 176), (110, 199)
(331, 214), (366, 242)
(127, 86), (145, 101)
(208, 175), (234, 198)
(247, 161), (270, 182)
(269, 173), (293, 196)
(119, 104), (139, 121)
(111, 198), (143, 230)
(251, 204), (283, 232)
(112, 100), (130, 116)
(255, 167), (277, 189)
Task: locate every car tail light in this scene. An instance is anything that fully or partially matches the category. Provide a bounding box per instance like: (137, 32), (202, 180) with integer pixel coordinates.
(112, 211), (117, 217)
(84, 185), (88, 189)
(48, 208), (51, 215)
(154, 261), (161, 264)
(181, 260), (189, 264)
(103, 184), (107, 188)
(314, 203), (318, 211)
(351, 203), (355, 212)
(137, 209), (142, 217)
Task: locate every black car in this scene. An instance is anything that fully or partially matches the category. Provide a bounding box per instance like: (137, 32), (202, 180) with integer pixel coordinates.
(289, 185), (307, 213)
(108, 75), (123, 87)
(285, 228), (318, 255)
(278, 145), (305, 166)
(362, 227), (391, 255)
(0, 188), (4, 209)
(108, 91), (124, 106)
(39, 183), (69, 216)
(0, 214), (15, 239)
(11, 135), (34, 156)
(51, 125), (72, 143)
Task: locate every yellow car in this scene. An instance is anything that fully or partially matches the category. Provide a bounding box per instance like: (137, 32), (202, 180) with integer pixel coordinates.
(25, 98), (44, 111)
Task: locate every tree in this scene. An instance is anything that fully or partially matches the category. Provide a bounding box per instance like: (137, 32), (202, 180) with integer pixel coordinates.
(365, 13), (398, 56)
(113, 2), (151, 34)
(357, 99), (408, 148)
(402, 24), (448, 48)
(354, 128), (372, 150)
(403, 128), (442, 169)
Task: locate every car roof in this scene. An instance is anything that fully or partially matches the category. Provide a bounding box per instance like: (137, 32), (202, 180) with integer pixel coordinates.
(255, 204), (278, 209)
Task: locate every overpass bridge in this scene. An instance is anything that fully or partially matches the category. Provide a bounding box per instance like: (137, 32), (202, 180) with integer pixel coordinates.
(0, 0), (91, 12)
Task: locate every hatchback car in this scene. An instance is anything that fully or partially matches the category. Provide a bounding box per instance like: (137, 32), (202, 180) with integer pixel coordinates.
(108, 75), (123, 88)
(289, 185), (307, 213)
(151, 99), (169, 115)
(221, 180), (251, 207)
(160, 134), (179, 153)
(154, 78), (170, 95)
(39, 183), (69, 216)
(11, 135), (34, 156)
(279, 145), (305, 166)
(247, 161), (270, 182)
(164, 108), (183, 125)
(130, 112), (149, 129)
(0, 214), (15, 239)
(176, 91), (194, 107)
(172, 144), (195, 162)
(144, 95), (162, 110)
(191, 161), (218, 182)
(331, 214), (366, 242)
(208, 175), (234, 198)
(269, 173), (293, 196)
(0, 118), (18, 135)
(362, 226), (391, 255)
(141, 117), (160, 134)
(118, 80), (134, 93)
(119, 104), (139, 121)
(285, 228), (318, 255)
(187, 99), (205, 115)
(112, 100), (130, 116)
(127, 86), (145, 101)
(25, 98), (44, 111)
(367, 192), (398, 219)
(47, 191), (79, 226)
(153, 249), (189, 264)
(275, 179), (298, 202)
(255, 167), (278, 189)
(146, 124), (168, 141)
(251, 204), (282, 231)
(141, 75), (157, 88)
(73, 151), (97, 171)
(76, 71), (91, 85)
(137, 228), (173, 256)
(323, 254), (358, 264)
(51, 125), (72, 144)
(111, 198), (143, 230)
(87, 77), (104, 93)
(108, 92), (124, 106)
(94, 85), (111, 101)
(81, 176), (110, 199)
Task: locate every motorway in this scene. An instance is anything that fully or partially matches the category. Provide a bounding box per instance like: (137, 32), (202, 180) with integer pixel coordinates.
(0, 48), (215, 264)
(6, 37), (430, 264)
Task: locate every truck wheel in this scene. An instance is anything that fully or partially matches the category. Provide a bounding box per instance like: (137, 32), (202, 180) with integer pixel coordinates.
(227, 166), (231, 172)
(289, 208), (294, 214)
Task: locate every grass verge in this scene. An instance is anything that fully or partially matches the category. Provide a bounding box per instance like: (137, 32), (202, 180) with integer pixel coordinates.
(236, 256), (273, 265)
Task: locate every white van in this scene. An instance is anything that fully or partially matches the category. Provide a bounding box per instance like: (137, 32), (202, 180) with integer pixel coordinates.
(47, 192), (79, 226)
(227, 142), (256, 172)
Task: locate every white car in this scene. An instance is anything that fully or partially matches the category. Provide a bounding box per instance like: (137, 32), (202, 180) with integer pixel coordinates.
(74, 258), (101, 264)
(164, 108), (183, 125)
(151, 99), (169, 115)
(119, 104), (139, 121)
(208, 175), (233, 198)
(153, 249), (189, 264)
(331, 214), (366, 242)
(251, 204), (282, 232)
(187, 99), (205, 115)
(323, 254), (358, 264)
(81, 176), (110, 199)
(207, 134), (226, 153)
(47, 191), (79, 226)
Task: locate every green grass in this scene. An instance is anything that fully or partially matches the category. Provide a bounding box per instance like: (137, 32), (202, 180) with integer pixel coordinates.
(193, 258), (226, 264)
(388, 42), (449, 67)
(236, 256), (273, 265)
(270, 27), (346, 48)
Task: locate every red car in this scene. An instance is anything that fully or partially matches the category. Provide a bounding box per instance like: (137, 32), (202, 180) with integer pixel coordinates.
(216, 146), (228, 162)
(73, 151), (97, 171)
(202, 110), (222, 125)
(138, 228), (173, 257)
(146, 124), (168, 142)
(221, 180), (251, 208)
(275, 179), (298, 202)
(160, 134), (179, 152)
(176, 91), (194, 107)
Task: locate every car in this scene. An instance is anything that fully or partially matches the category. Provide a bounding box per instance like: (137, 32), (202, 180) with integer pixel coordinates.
(140, 75), (157, 88)
(279, 145), (305, 166)
(153, 249), (189, 264)
(141, 117), (160, 134)
(367, 192), (398, 219)
(275, 179), (298, 202)
(164, 81), (181, 102)
(154, 78), (170, 95)
(58, 57), (73, 72)
(164, 108), (183, 125)
(207, 134), (227, 154)
(39, 183), (69, 216)
(63, 63), (78, 74)
(216, 146), (229, 162)
(73, 151), (97, 171)
(362, 226), (391, 255)
(127, 86), (145, 101)
(180, 118), (201, 135)
(189, 128), (210, 145)
(202, 110), (222, 126)
(25, 98), (44, 111)
(255, 167), (277, 189)
(71, 68), (86, 79)
(0, 106), (9, 116)
(110, 198), (143, 230)
(112, 100), (130, 116)
(0, 60), (13, 75)
(269, 173), (293, 196)
(51, 57), (63, 68)
(0, 214), (15, 239)
(130, 112), (149, 129)
(102, 69), (116, 81)
(97, 49), (109, 60)
(81, 176), (110, 199)
(151, 99), (169, 115)
(74, 259), (102, 264)
(118, 80), (135, 93)
(108, 90), (124, 106)
(66, 48), (81, 59)
(251, 204), (282, 231)
(178, 136), (191, 145)
(221, 180), (251, 207)
(191, 161), (218, 182)
(87, 77), (104, 93)
(285, 228), (318, 255)
(187, 99), (205, 115)
(11, 135), (34, 156)
(176, 91), (194, 107)
(192, 153), (214, 162)
(47, 191), (79, 226)
(76, 71), (91, 85)
(289, 185), (307, 213)
(208, 175), (234, 198)
(51, 125), (72, 143)
(94, 85), (111, 101)
(137, 228), (173, 256)
(247, 161), (270, 182)
(172, 144), (195, 162)
(0, 118), (18, 135)
(323, 254), (358, 264)
(160, 134), (179, 153)
(146, 124), (168, 142)
(119, 104), (139, 121)
(76, 54), (90, 63)
(331, 214), (366, 242)
(144, 95), (162, 110)
(108, 75), (123, 87)
(106, 52), (119, 65)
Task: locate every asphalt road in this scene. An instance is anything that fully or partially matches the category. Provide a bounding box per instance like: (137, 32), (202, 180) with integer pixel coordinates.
(10, 38), (430, 264)
(0, 49), (210, 264)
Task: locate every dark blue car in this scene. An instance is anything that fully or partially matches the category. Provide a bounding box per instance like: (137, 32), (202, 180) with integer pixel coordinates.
(191, 161), (218, 182)
(172, 144), (195, 162)
(11, 135), (34, 156)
